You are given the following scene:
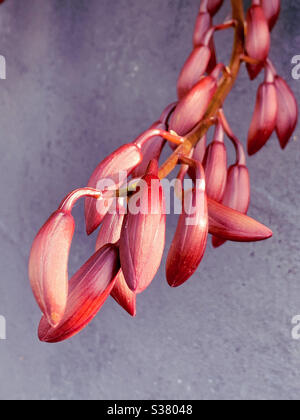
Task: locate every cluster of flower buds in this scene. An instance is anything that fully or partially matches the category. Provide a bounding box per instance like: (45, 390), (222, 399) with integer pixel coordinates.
(29, 0), (297, 342)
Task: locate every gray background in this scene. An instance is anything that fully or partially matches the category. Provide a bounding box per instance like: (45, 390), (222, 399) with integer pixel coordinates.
(0, 0), (300, 400)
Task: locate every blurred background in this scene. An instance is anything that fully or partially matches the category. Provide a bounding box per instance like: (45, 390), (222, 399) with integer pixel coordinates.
(0, 0), (300, 400)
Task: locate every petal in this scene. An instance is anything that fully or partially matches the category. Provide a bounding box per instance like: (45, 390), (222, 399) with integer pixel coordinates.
(208, 198), (272, 242)
(38, 245), (120, 343)
(261, 0), (281, 31)
(29, 210), (75, 327)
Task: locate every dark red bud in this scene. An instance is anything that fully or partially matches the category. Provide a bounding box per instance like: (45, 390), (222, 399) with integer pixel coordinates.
(166, 164), (208, 287)
(95, 203), (136, 317)
(38, 245), (120, 343)
(119, 160), (166, 293)
(275, 76), (298, 149)
(207, 0), (224, 16)
(212, 164), (250, 248)
(245, 4), (270, 80)
(193, 12), (212, 47)
(203, 124), (227, 202)
(261, 0), (281, 31)
(85, 144), (143, 235)
(248, 80), (278, 155)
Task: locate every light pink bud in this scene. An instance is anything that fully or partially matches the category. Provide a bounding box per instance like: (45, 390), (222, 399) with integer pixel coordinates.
(38, 245), (120, 343)
(85, 144), (143, 235)
(170, 64), (222, 136)
(261, 0), (280, 31)
(246, 3), (270, 80)
(95, 203), (137, 317)
(275, 76), (298, 150)
(247, 77), (278, 156)
(203, 123), (227, 202)
(29, 210), (75, 327)
(119, 160), (166, 293)
(166, 164), (208, 287)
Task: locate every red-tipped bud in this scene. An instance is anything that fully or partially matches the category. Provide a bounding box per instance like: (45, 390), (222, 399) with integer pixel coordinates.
(203, 124), (227, 202)
(188, 135), (207, 181)
(95, 203), (136, 317)
(275, 76), (298, 149)
(212, 164), (250, 248)
(170, 64), (222, 136)
(208, 198), (272, 242)
(38, 245), (120, 343)
(132, 123), (166, 178)
(166, 164), (208, 287)
(248, 71), (278, 155)
(207, 0), (224, 16)
(29, 210), (75, 327)
(85, 144), (143, 235)
(261, 0), (281, 31)
(119, 160), (166, 293)
(245, 3), (270, 80)
(177, 46), (211, 100)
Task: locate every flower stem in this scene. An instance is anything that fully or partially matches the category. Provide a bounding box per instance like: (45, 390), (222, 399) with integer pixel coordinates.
(158, 0), (245, 180)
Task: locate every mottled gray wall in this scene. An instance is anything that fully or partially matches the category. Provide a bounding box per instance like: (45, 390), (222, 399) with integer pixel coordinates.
(0, 0), (300, 400)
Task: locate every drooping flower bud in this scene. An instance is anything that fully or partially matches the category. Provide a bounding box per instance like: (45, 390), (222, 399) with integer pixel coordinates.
(170, 64), (223, 136)
(207, 0), (224, 16)
(247, 66), (278, 155)
(29, 188), (101, 327)
(188, 135), (207, 180)
(261, 0), (281, 31)
(38, 244), (120, 343)
(119, 160), (166, 293)
(85, 144), (143, 235)
(212, 164), (250, 248)
(208, 198), (272, 242)
(275, 76), (298, 149)
(178, 28), (215, 99)
(245, 1), (270, 80)
(193, 9), (217, 75)
(203, 123), (227, 202)
(29, 210), (75, 328)
(95, 202), (136, 317)
(166, 161), (208, 287)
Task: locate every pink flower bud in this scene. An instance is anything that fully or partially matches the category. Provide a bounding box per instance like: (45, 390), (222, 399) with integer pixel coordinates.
(212, 164), (250, 248)
(38, 244), (120, 343)
(132, 122), (166, 178)
(203, 123), (227, 202)
(166, 163), (208, 287)
(170, 64), (223, 136)
(207, 0), (224, 16)
(95, 203), (136, 317)
(119, 160), (166, 293)
(261, 0), (280, 31)
(29, 210), (75, 327)
(85, 144), (143, 235)
(177, 46), (211, 100)
(208, 198), (272, 242)
(245, 3), (270, 80)
(248, 69), (278, 155)
(193, 12), (212, 47)
(275, 76), (298, 150)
